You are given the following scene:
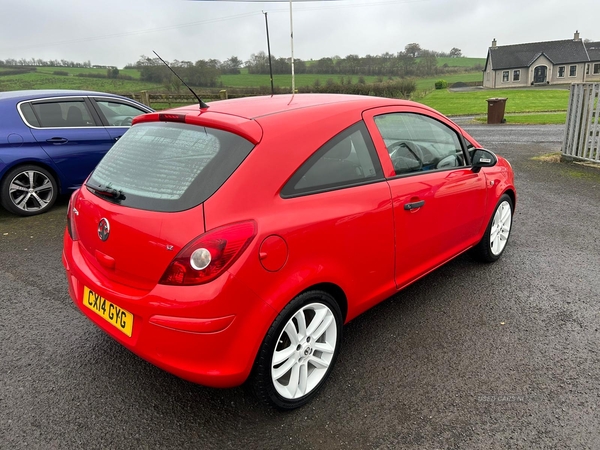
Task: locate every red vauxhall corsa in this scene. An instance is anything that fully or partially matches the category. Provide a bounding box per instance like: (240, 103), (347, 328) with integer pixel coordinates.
(63, 94), (516, 409)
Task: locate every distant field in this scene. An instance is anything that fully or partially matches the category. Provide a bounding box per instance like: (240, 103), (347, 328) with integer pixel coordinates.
(0, 66), (141, 78)
(0, 66), (156, 93)
(0, 71), (160, 94)
(420, 88), (570, 116)
(435, 57), (485, 68)
(1, 68), (392, 92)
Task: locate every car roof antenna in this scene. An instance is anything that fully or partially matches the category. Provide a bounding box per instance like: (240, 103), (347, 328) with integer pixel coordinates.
(153, 50), (209, 110)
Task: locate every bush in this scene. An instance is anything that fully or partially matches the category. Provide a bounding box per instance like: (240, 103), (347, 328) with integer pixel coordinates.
(297, 78), (416, 99)
(53, 71), (70, 76)
(76, 72), (133, 81)
(435, 80), (448, 90)
(0, 68), (36, 76)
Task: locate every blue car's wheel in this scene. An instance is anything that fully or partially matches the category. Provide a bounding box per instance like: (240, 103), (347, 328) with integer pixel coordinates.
(1, 165), (58, 216)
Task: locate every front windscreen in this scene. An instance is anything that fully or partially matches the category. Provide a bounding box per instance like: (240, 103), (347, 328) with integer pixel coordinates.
(87, 122), (254, 212)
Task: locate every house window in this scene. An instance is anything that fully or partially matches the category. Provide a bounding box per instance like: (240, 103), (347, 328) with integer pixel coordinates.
(513, 70), (520, 81)
(558, 66), (565, 78)
(502, 71), (509, 82)
(594, 63), (600, 75)
(569, 65), (577, 77)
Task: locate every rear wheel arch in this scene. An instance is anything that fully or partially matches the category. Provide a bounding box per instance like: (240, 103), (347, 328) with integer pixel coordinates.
(1, 161), (62, 193)
(300, 282), (348, 323)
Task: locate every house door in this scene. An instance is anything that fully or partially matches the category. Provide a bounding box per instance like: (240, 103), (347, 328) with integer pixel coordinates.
(534, 66), (547, 83)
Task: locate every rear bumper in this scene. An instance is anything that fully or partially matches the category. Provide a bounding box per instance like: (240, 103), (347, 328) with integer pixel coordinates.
(62, 231), (277, 388)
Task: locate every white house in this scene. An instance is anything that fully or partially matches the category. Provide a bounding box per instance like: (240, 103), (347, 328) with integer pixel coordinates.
(483, 32), (600, 88)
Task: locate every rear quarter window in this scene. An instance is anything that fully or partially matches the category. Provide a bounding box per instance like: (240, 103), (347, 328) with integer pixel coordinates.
(87, 122), (254, 212)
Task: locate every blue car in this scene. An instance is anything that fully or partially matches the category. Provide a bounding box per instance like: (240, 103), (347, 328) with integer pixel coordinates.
(0, 90), (153, 216)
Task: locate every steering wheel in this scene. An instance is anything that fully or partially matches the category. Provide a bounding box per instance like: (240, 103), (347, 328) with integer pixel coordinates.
(388, 141), (424, 170)
(119, 117), (133, 126)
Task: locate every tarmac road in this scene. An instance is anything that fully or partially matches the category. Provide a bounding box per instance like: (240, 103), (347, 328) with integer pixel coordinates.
(1, 124), (599, 449)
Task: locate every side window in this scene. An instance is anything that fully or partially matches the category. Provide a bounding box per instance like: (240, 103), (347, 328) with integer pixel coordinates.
(281, 122), (383, 197)
(94, 100), (148, 126)
(28, 101), (94, 128)
(569, 65), (577, 77)
(19, 103), (40, 127)
(373, 113), (466, 176)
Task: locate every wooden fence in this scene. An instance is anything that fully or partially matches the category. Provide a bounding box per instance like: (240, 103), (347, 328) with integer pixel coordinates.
(562, 83), (600, 162)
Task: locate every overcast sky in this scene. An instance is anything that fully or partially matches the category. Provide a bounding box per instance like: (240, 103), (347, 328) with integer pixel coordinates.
(0, 0), (597, 68)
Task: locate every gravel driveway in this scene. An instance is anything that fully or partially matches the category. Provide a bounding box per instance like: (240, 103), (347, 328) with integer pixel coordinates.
(1, 124), (599, 449)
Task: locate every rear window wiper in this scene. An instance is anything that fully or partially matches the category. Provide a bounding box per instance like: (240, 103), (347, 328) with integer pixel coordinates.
(86, 183), (126, 201)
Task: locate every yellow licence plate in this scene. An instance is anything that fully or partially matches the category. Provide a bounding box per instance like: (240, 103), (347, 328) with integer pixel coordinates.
(83, 286), (133, 337)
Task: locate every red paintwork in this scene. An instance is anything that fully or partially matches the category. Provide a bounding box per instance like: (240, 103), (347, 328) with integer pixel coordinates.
(63, 94), (516, 388)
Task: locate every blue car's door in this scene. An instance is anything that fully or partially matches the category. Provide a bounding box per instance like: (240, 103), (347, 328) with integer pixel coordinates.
(91, 97), (152, 142)
(25, 98), (113, 192)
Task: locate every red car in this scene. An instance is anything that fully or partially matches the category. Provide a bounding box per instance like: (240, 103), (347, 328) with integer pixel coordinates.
(63, 94), (515, 409)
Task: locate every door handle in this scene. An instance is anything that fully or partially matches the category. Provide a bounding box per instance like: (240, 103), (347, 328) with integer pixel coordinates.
(46, 137), (68, 144)
(404, 200), (425, 210)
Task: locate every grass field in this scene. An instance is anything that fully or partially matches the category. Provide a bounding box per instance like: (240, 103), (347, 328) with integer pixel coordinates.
(0, 68), (158, 93)
(435, 57), (485, 67)
(1, 64), (483, 92)
(414, 73), (483, 93)
(419, 88), (570, 116)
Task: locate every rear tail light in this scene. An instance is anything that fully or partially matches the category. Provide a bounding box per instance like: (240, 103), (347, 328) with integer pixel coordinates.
(66, 189), (80, 241)
(159, 220), (257, 286)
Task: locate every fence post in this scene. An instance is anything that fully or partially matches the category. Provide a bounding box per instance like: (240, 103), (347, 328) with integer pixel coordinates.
(562, 82), (600, 163)
(140, 90), (151, 107)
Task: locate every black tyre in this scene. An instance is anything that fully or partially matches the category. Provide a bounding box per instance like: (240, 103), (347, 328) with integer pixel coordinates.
(1, 165), (58, 216)
(250, 290), (343, 410)
(473, 194), (514, 262)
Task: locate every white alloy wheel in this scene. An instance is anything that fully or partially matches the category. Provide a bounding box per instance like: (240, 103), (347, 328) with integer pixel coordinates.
(490, 200), (512, 256)
(271, 302), (338, 400)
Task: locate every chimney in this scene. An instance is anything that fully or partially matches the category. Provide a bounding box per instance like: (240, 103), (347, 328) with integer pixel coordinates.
(492, 38), (497, 48)
(574, 30), (581, 41)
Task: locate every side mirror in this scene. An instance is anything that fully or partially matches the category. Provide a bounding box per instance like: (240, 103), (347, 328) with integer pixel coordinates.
(471, 148), (498, 173)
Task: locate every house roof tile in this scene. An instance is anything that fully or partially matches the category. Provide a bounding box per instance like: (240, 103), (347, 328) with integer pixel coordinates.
(489, 39), (590, 70)
(585, 41), (600, 61)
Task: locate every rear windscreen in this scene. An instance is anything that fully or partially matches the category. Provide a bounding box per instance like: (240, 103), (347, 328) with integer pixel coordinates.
(87, 122), (254, 212)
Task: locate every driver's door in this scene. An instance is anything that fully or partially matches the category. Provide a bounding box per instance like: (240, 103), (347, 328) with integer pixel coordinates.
(91, 97), (151, 142)
(363, 106), (488, 288)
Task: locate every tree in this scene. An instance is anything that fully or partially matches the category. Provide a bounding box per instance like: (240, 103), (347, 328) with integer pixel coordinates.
(417, 50), (437, 75)
(449, 47), (462, 58)
(246, 52), (269, 74)
(405, 43), (422, 58)
(221, 56), (243, 74)
(397, 51), (416, 76)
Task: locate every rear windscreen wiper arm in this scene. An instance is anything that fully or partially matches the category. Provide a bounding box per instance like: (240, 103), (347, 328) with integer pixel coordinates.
(86, 183), (126, 201)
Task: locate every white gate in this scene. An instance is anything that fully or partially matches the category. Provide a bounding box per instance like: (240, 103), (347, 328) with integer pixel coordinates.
(562, 83), (600, 162)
